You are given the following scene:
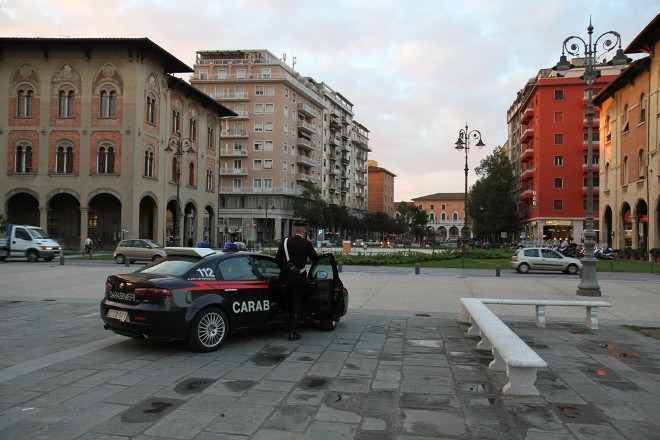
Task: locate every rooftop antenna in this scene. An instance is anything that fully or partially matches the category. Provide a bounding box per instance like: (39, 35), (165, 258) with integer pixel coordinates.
(282, 53), (286, 63)
(292, 56), (297, 70)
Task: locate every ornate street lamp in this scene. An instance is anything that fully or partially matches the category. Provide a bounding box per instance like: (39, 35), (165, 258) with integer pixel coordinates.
(454, 123), (485, 259)
(258, 199), (275, 246)
(164, 133), (195, 246)
(554, 20), (628, 297)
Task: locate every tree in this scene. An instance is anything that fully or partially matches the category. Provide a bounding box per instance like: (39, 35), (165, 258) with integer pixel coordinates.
(292, 181), (325, 227)
(468, 146), (520, 243)
(394, 202), (428, 243)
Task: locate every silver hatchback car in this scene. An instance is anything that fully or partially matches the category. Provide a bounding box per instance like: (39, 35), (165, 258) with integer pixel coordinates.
(113, 239), (166, 264)
(510, 247), (582, 274)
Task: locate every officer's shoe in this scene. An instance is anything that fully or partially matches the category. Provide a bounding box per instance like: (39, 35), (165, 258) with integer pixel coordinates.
(288, 331), (302, 341)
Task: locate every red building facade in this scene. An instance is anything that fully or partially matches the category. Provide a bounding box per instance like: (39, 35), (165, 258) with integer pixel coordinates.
(514, 65), (620, 244)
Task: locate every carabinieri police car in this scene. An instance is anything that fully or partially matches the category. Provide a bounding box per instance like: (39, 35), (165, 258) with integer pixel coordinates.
(100, 247), (348, 352)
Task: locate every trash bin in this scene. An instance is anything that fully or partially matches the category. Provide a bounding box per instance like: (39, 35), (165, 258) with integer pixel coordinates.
(342, 240), (351, 254)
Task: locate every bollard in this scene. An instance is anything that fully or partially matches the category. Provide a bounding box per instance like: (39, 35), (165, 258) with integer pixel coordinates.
(650, 261), (654, 274)
(60, 253), (65, 265)
(495, 265), (500, 277)
(415, 262), (420, 275)
(89, 251), (93, 260)
(338, 261), (342, 273)
(611, 260), (614, 272)
(125, 258), (130, 267)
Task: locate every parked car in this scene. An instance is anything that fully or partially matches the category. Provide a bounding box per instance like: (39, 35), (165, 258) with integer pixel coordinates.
(510, 247), (582, 274)
(113, 239), (166, 264)
(101, 247), (348, 352)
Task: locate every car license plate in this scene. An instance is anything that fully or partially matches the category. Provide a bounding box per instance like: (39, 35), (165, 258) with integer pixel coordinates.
(107, 309), (129, 322)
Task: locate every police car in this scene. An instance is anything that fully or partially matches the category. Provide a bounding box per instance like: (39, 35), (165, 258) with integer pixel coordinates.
(100, 247), (348, 352)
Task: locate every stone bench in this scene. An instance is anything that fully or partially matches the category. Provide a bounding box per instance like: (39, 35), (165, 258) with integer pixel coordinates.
(458, 298), (612, 329)
(459, 298), (547, 395)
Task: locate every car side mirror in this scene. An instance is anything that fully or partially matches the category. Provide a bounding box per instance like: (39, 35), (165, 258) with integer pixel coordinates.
(316, 271), (328, 280)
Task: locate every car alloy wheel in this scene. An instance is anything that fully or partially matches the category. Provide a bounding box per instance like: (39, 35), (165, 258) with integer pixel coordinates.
(517, 263), (530, 274)
(115, 254), (125, 264)
(566, 264), (579, 275)
(187, 307), (228, 352)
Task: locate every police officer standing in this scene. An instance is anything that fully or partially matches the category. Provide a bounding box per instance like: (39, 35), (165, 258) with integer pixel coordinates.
(276, 222), (317, 341)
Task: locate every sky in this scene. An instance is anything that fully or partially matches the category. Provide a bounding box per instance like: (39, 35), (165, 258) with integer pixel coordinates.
(1, 1), (657, 202)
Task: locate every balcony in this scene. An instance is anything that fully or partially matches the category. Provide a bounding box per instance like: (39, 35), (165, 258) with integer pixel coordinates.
(297, 137), (317, 151)
(296, 173), (315, 183)
(520, 167), (535, 182)
(582, 137), (600, 151)
(298, 103), (317, 118)
(221, 129), (249, 139)
(329, 136), (340, 147)
(520, 147), (534, 163)
(296, 155), (316, 167)
(222, 91), (249, 101)
(521, 106), (534, 124)
(521, 126), (534, 143)
(219, 167), (247, 176)
(520, 189), (535, 200)
(219, 148), (248, 157)
(298, 120), (317, 135)
(232, 111), (250, 120)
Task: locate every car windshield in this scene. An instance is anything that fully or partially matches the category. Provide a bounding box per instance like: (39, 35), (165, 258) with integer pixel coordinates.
(138, 257), (200, 276)
(29, 228), (49, 239)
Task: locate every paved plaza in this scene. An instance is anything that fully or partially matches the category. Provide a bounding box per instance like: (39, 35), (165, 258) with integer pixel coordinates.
(0, 259), (659, 439)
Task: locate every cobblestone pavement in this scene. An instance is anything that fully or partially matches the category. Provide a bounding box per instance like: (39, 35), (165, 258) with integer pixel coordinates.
(0, 261), (659, 439)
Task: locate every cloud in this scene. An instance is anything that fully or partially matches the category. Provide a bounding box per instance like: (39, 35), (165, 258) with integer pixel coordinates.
(1, 0), (656, 201)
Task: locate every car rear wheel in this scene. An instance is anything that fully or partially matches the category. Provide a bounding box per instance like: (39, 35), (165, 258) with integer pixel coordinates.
(517, 262), (530, 274)
(152, 255), (163, 261)
(319, 318), (337, 331)
(115, 254), (125, 264)
(187, 307), (228, 352)
(566, 264), (579, 275)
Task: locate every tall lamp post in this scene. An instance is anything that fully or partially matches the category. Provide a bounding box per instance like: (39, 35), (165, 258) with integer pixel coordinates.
(258, 199), (275, 246)
(454, 123), (485, 259)
(554, 20), (628, 297)
(164, 133), (195, 246)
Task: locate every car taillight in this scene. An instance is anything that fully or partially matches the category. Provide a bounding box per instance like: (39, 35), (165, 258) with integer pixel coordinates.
(134, 287), (172, 297)
(105, 282), (112, 291)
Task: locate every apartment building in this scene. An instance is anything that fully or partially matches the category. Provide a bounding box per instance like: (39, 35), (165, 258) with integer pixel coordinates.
(190, 49), (370, 242)
(507, 63), (624, 244)
(595, 13), (660, 252)
(367, 159), (396, 217)
(411, 192), (466, 242)
(0, 38), (235, 250)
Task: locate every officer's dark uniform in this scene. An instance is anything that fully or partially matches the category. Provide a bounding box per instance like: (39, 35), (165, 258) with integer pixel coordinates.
(275, 224), (317, 341)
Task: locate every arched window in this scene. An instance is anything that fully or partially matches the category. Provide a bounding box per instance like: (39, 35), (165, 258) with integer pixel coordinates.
(144, 149), (154, 177)
(441, 212), (446, 221)
(58, 90), (75, 117)
(97, 144), (115, 174)
(206, 167), (213, 191)
(146, 96), (156, 124)
(453, 212), (458, 221)
(172, 109), (181, 133)
(429, 212), (435, 221)
(604, 163), (609, 191)
(100, 90), (117, 117)
(56, 143), (74, 174)
(207, 125), (215, 149)
(622, 104), (629, 132)
(640, 93), (646, 123)
(17, 89), (35, 117)
(189, 118), (197, 141)
(188, 162), (195, 187)
(638, 150), (645, 180)
(623, 156), (629, 184)
(14, 144), (33, 173)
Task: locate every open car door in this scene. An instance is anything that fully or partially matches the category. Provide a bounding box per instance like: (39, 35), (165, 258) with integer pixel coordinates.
(303, 253), (346, 330)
